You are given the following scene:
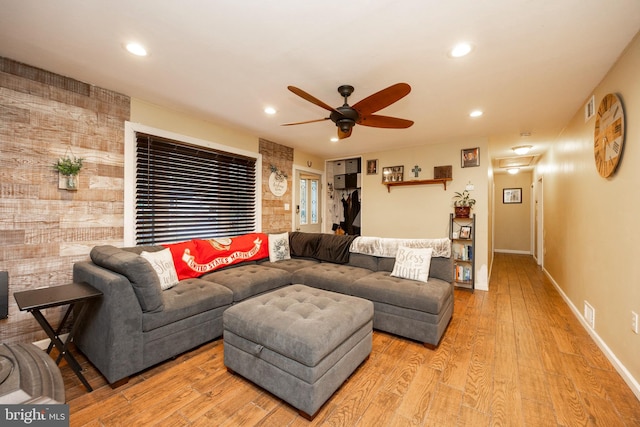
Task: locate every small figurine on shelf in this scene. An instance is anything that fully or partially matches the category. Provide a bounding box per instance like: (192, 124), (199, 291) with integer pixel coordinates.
(54, 155), (84, 190)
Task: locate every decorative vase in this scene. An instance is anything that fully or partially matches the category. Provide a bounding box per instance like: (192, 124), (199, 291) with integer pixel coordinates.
(66, 174), (78, 190)
(454, 206), (470, 218)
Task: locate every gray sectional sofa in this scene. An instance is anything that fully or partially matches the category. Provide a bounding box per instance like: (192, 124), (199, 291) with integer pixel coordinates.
(72, 232), (454, 386)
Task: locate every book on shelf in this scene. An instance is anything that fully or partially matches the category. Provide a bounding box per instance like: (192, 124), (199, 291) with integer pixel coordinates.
(453, 244), (473, 261)
(455, 265), (473, 282)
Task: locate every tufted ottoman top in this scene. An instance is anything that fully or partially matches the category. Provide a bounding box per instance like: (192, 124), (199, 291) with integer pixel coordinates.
(223, 284), (373, 367)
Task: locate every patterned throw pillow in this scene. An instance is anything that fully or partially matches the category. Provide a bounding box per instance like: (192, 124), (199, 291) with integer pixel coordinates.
(268, 232), (291, 262)
(390, 246), (433, 283)
(140, 248), (180, 290)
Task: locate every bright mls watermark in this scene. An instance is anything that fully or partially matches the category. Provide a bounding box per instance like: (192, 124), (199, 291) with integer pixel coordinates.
(1, 405), (69, 426)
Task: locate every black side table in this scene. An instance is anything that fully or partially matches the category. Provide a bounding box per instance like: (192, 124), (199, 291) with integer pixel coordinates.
(14, 282), (102, 392)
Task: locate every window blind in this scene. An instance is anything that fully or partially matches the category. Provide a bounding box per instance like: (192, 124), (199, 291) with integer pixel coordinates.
(135, 133), (257, 245)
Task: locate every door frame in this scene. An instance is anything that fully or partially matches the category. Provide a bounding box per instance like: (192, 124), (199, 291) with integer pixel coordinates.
(291, 164), (325, 232)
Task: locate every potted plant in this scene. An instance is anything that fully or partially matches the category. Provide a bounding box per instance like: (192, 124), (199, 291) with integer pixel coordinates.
(452, 190), (476, 218)
(54, 155), (84, 189)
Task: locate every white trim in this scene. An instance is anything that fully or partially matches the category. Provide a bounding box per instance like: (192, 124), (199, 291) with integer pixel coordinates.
(292, 165), (325, 233)
(494, 249), (531, 255)
(124, 121), (262, 245)
(544, 268), (640, 401)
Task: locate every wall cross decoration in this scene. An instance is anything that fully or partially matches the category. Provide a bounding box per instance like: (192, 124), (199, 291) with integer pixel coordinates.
(412, 165), (422, 178)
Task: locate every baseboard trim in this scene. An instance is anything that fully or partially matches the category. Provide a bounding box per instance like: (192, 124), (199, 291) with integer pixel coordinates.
(494, 249), (531, 255)
(543, 268), (640, 401)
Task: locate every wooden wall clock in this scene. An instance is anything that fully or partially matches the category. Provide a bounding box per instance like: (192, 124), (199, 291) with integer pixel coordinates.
(594, 93), (625, 178)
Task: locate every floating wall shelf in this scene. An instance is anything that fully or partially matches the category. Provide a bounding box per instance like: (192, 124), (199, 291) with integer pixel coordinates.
(384, 178), (452, 192)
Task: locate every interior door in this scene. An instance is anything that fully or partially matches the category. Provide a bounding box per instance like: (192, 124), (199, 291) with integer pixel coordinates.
(295, 171), (322, 232)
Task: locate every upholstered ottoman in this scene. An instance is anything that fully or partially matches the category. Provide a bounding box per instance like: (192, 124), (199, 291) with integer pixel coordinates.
(223, 284), (373, 419)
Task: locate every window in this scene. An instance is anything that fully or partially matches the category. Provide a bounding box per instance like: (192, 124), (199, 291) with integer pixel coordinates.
(310, 179), (318, 224)
(299, 178), (307, 225)
(134, 132), (258, 245)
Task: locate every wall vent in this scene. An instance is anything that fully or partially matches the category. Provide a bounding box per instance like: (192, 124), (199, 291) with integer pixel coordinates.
(584, 301), (595, 329)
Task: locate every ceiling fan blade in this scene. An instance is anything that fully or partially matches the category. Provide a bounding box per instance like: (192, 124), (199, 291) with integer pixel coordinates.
(357, 114), (414, 128)
(288, 86), (341, 114)
(281, 117), (330, 126)
(338, 127), (353, 139)
(352, 83), (411, 116)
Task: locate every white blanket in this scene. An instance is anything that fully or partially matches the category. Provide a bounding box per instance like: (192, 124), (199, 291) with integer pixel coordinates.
(349, 236), (451, 258)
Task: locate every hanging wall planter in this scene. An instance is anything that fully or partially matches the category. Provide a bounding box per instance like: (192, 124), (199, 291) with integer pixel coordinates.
(54, 155), (83, 191)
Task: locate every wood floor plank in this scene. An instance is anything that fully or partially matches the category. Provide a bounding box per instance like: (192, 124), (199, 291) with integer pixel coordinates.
(60, 253), (640, 426)
(354, 390), (401, 427)
(395, 365), (441, 424)
(546, 373), (590, 426)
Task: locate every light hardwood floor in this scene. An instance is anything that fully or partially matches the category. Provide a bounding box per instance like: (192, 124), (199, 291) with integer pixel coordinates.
(61, 253), (640, 426)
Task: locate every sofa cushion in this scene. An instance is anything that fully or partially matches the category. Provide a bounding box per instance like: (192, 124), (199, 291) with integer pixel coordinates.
(90, 245), (164, 313)
(289, 232), (357, 264)
(258, 258), (319, 273)
(348, 253), (378, 271)
(268, 232), (291, 262)
(292, 263), (374, 295)
(289, 232), (321, 258)
(390, 247), (433, 283)
(163, 233), (269, 280)
(142, 279), (233, 331)
(351, 271), (452, 315)
(140, 248), (179, 290)
(378, 256), (453, 283)
(201, 264), (292, 302)
(315, 234), (357, 263)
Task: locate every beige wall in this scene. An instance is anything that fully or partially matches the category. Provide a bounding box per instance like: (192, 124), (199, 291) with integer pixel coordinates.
(538, 32), (640, 390)
(358, 138), (490, 290)
(494, 171), (532, 253)
(131, 98), (257, 152)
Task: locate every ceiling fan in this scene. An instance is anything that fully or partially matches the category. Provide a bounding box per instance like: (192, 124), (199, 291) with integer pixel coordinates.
(282, 83), (414, 139)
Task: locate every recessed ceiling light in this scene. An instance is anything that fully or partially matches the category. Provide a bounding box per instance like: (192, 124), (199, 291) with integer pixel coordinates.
(507, 168), (519, 174)
(125, 42), (148, 57)
(450, 43), (473, 58)
(330, 137), (339, 142)
(264, 107), (277, 115)
(469, 110), (483, 118)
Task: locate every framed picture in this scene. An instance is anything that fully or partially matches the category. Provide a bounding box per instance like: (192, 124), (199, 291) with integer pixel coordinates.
(382, 165), (404, 183)
(461, 147), (480, 168)
(434, 165), (453, 179)
(366, 159), (378, 175)
(459, 226), (472, 239)
(503, 188), (522, 204)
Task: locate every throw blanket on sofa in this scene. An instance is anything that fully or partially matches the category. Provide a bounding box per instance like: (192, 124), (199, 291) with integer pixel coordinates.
(349, 236), (451, 258)
(164, 233), (269, 280)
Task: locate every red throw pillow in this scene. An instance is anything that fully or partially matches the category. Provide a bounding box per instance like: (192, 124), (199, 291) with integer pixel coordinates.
(163, 233), (269, 280)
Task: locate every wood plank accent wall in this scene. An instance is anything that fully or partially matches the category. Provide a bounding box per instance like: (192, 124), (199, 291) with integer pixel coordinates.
(0, 57), (130, 344)
(259, 138), (293, 233)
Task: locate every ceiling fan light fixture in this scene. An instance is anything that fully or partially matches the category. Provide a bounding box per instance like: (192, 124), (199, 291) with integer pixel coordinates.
(337, 118), (355, 133)
(264, 106), (277, 115)
(512, 145), (532, 155)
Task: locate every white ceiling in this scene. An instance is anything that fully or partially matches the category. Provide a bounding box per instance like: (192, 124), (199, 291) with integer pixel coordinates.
(1, 1), (639, 165)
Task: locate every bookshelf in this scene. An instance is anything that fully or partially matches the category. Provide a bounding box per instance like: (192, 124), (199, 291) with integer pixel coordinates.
(450, 213), (475, 291)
